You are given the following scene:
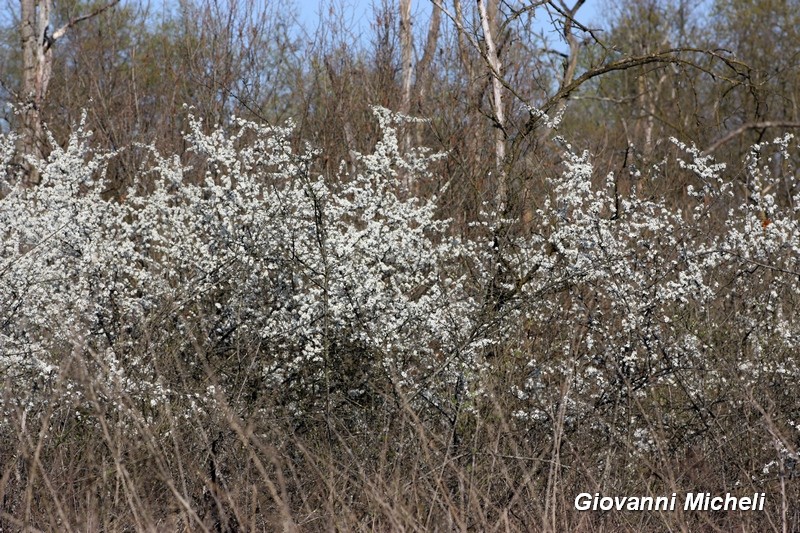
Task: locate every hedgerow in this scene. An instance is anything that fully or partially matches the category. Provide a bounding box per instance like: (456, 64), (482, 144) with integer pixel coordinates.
(1, 108), (797, 530)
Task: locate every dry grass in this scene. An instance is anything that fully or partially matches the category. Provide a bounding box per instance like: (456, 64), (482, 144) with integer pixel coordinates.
(1, 330), (796, 532)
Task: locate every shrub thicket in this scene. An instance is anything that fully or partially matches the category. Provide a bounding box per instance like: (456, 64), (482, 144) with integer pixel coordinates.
(0, 106), (797, 531)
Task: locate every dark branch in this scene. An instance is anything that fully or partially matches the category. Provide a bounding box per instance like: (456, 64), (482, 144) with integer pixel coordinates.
(50, 0), (121, 43)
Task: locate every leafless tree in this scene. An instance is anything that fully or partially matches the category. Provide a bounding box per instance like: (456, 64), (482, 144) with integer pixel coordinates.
(17, 0), (119, 185)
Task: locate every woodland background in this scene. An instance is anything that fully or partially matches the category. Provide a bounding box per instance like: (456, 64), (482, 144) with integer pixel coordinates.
(0, 0), (798, 531)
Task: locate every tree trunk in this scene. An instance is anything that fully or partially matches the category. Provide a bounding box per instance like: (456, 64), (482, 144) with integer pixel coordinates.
(398, 0), (413, 191)
(477, 0), (506, 208)
(17, 0), (120, 187)
(399, 0), (413, 118)
(18, 0), (50, 186)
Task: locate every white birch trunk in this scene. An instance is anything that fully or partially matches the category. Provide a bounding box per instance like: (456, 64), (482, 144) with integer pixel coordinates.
(477, 0), (507, 207)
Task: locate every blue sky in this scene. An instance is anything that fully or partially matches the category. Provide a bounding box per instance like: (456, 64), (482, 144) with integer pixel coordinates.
(292, 0), (604, 49)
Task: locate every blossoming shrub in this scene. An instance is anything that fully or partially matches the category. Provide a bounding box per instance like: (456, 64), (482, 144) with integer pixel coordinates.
(485, 136), (799, 509)
(0, 109), (483, 427)
(0, 109), (797, 529)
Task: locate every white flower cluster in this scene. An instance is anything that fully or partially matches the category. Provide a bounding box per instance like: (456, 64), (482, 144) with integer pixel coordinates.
(0, 110), (797, 448)
(502, 135), (799, 453)
(0, 108), (480, 421)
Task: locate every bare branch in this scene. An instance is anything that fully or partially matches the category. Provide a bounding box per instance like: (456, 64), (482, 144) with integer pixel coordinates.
(545, 0), (605, 49)
(50, 0), (121, 43)
(536, 0), (585, 143)
(522, 48), (748, 138)
(430, 0), (480, 51)
(703, 121), (800, 155)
